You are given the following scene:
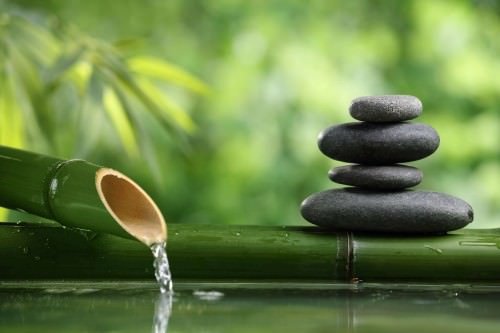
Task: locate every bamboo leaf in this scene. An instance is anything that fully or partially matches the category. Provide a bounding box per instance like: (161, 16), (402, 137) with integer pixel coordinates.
(44, 46), (87, 87)
(128, 56), (210, 95)
(108, 82), (166, 184)
(0, 70), (24, 149)
(76, 69), (106, 156)
(112, 38), (144, 51)
(5, 60), (49, 151)
(65, 60), (92, 96)
(9, 15), (59, 66)
(5, 36), (43, 97)
(136, 77), (196, 133)
(98, 54), (181, 134)
(103, 86), (139, 157)
(0, 13), (203, 169)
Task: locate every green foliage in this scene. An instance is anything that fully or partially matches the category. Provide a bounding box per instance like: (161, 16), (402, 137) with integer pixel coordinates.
(0, 13), (207, 160)
(1, 0), (499, 228)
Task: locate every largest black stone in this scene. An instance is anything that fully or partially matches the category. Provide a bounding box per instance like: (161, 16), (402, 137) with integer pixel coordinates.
(318, 122), (440, 164)
(300, 188), (473, 234)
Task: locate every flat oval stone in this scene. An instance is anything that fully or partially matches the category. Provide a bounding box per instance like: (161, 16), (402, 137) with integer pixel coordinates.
(328, 165), (422, 190)
(318, 122), (439, 164)
(300, 189), (473, 234)
(349, 95), (422, 122)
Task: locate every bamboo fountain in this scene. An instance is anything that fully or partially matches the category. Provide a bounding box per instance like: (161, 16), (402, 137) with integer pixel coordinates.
(1, 145), (500, 283)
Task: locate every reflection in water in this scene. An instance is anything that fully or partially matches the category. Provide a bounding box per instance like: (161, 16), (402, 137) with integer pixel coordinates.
(193, 290), (224, 301)
(152, 292), (173, 333)
(2, 282), (500, 332)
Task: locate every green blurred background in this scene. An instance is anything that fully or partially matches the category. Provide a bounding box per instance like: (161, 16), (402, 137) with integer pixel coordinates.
(1, 0), (499, 228)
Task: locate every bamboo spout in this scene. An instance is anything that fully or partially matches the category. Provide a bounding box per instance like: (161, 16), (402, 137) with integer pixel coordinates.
(0, 146), (167, 246)
(96, 169), (166, 245)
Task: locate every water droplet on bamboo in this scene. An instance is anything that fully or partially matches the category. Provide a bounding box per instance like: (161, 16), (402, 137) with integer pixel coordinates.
(79, 230), (97, 241)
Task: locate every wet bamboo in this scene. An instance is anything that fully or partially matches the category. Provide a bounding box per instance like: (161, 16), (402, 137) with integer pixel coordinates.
(1, 222), (500, 282)
(0, 146), (166, 245)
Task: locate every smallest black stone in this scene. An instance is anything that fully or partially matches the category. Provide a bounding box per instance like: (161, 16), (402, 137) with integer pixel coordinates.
(328, 164), (423, 190)
(349, 95), (422, 122)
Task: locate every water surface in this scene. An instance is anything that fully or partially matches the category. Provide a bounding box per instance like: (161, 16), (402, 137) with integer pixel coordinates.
(1, 281), (500, 332)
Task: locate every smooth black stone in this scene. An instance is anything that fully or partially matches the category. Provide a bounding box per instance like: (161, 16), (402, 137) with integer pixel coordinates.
(328, 165), (423, 190)
(318, 122), (439, 164)
(300, 189), (473, 234)
(349, 95), (422, 122)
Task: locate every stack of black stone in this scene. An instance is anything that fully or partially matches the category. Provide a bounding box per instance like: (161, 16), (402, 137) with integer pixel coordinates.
(300, 95), (473, 234)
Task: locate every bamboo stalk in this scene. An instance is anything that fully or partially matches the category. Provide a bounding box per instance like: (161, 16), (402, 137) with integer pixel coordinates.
(0, 146), (166, 245)
(1, 222), (500, 282)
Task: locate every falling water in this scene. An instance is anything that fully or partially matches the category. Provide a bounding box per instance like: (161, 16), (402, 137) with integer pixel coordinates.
(152, 292), (172, 333)
(151, 242), (173, 293)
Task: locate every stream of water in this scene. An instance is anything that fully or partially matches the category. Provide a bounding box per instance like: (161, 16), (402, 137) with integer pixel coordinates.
(151, 242), (173, 294)
(152, 292), (172, 333)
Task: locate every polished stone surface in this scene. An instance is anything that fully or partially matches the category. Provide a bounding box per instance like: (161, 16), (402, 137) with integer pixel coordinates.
(318, 122), (440, 164)
(300, 188), (473, 234)
(328, 164), (422, 190)
(349, 95), (422, 122)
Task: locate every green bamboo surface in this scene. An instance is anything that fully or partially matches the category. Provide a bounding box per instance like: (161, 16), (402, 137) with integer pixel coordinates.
(0, 146), (133, 240)
(2, 222), (500, 282)
(353, 229), (500, 281)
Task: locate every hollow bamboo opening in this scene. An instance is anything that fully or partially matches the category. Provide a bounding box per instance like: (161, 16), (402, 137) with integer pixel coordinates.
(95, 168), (167, 246)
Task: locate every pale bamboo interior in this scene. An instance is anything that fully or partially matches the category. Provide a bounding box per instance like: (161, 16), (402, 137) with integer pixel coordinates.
(95, 168), (167, 246)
